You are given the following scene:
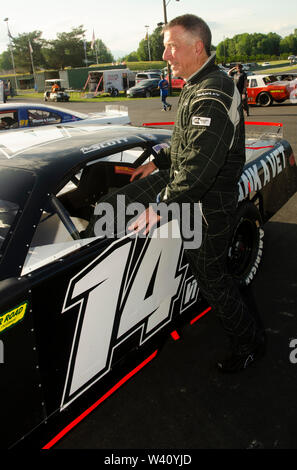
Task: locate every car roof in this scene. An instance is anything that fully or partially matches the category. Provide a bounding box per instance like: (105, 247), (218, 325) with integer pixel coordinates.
(0, 124), (171, 186)
(45, 79), (65, 82)
(248, 74), (278, 80)
(0, 102), (67, 111)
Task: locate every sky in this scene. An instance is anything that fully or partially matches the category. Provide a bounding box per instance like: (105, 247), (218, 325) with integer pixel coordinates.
(1, 0), (297, 59)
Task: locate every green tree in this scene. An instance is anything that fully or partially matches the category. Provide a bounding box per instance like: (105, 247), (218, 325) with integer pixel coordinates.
(280, 33), (297, 55)
(42, 26), (87, 69)
(123, 51), (138, 62)
(137, 38), (149, 61)
(149, 26), (164, 60)
(0, 50), (13, 72)
(91, 39), (114, 64)
(9, 30), (46, 72)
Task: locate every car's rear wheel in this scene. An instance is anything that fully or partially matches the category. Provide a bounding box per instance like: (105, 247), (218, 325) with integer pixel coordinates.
(227, 201), (264, 286)
(145, 91), (151, 98)
(257, 92), (272, 106)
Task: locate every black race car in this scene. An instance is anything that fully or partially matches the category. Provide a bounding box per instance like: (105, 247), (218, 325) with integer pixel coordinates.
(0, 122), (296, 449)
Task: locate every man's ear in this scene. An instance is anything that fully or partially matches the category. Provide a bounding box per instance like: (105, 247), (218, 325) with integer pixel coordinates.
(195, 39), (204, 56)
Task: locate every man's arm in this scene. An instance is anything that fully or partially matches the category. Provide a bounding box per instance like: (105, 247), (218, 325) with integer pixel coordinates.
(159, 90), (242, 205)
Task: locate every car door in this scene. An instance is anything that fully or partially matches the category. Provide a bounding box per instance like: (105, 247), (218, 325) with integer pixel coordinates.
(17, 143), (198, 425)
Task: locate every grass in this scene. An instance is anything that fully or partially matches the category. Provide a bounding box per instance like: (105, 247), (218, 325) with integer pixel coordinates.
(12, 90), (180, 102)
(12, 91), (157, 102)
(253, 60), (297, 74)
(254, 65), (297, 74)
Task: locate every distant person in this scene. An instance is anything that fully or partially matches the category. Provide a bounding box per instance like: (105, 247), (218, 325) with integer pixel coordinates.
(158, 75), (172, 111)
(228, 64), (249, 116)
(51, 81), (60, 93)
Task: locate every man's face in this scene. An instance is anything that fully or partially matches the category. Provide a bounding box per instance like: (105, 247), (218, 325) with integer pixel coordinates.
(162, 25), (202, 79)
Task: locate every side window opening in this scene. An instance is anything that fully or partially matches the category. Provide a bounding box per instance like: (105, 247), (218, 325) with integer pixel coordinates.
(28, 109), (62, 126)
(22, 145), (155, 275)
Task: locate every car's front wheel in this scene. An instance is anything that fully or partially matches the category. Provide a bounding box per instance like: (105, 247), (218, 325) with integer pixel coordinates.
(227, 201), (264, 286)
(145, 91), (151, 98)
(257, 92), (272, 106)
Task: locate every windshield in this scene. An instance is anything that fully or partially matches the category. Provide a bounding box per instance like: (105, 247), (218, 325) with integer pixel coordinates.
(263, 75), (278, 84)
(136, 80), (157, 87)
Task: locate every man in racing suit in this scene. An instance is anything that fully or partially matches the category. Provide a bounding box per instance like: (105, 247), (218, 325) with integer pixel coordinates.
(87, 14), (265, 372)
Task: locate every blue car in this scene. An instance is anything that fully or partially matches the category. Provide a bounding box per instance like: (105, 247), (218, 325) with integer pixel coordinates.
(0, 102), (130, 130)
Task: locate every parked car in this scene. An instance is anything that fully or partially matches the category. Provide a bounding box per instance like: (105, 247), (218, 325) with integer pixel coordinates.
(126, 79), (160, 98)
(0, 121), (296, 448)
(166, 75), (186, 89)
(135, 72), (162, 84)
(0, 103), (131, 129)
(261, 62), (271, 67)
(246, 74), (296, 106)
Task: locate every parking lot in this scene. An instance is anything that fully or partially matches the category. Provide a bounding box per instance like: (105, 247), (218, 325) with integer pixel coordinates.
(11, 95), (297, 451)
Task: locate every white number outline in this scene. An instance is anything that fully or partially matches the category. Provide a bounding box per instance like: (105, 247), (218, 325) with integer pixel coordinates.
(60, 225), (188, 410)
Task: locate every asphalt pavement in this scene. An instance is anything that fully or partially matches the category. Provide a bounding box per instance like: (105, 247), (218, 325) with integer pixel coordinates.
(11, 95), (297, 451)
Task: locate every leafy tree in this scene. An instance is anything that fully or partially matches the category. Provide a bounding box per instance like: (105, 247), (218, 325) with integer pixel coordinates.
(90, 38), (114, 64)
(123, 51), (138, 62)
(9, 30), (46, 72)
(42, 26), (87, 69)
(149, 26), (164, 60)
(280, 34), (297, 55)
(0, 50), (13, 72)
(137, 38), (150, 61)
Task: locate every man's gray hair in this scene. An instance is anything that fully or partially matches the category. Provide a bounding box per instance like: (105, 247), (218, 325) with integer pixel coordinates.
(163, 14), (212, 56)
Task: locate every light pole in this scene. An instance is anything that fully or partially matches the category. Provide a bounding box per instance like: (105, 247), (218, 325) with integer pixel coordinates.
(4, 18), (18, 93)
(161, 0), (180, 95)
(145, 25), (151, 61)
(162, 0), (180, 24)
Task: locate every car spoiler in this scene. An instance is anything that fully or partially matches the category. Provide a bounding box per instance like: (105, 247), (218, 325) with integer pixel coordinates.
(142, 120), (284, 142)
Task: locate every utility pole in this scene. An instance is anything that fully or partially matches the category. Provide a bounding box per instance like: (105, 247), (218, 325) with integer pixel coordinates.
(4, 18), (18, 93)
(145, 25), (151, 61)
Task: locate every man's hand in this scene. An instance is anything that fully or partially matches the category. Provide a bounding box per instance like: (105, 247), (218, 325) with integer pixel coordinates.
(130, 161), (157, 182)
(128, 205), (161, 235)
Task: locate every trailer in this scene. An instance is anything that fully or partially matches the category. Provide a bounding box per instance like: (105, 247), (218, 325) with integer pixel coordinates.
(83, 69), (135, 97)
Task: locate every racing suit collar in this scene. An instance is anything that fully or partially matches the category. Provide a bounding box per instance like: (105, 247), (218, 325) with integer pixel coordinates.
(186, 52), (217, 84)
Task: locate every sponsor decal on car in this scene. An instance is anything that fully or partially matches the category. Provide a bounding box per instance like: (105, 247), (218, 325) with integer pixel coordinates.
(0, 301), (28, 334)
(80, 137), (129, 154)
(239, 144), (286, 200)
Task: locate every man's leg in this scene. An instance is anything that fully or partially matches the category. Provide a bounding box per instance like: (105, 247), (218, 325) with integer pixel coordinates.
(161, 93), (167, 111)
(184, 206), (265, 372)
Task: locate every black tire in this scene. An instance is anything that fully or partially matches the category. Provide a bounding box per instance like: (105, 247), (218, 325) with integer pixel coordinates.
(257, 92), (272, 107)
(145, 91), (151, 98)
(227, 201), (264, 286)
(111, 88), (119, 97)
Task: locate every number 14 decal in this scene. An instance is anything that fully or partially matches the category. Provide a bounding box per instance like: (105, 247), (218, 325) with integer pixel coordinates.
(61, 222), (187, 409)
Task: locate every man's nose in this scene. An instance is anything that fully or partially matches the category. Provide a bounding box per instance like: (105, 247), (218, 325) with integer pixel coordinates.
(163, 47), (170, 62)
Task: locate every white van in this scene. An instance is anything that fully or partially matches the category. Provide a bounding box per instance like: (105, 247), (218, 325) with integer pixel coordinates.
(135, 72), (161, 84)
